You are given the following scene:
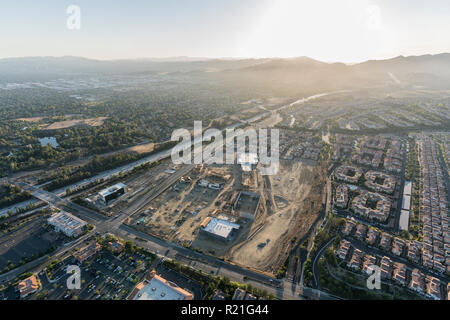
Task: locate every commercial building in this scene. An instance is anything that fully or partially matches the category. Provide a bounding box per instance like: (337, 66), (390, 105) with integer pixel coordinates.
(98, 183), (127, 205)
(401, 195), (411, 211)
(17, 274), (39, 298)
(47, 211), (87, 237)
(74, 242), (101, 263)
(108, 240), (124, 253)
(200, 217), (240, 242)
(232, 288), (257, 300)
(129, 271), (193, 300)
(399, 210), (410, 231)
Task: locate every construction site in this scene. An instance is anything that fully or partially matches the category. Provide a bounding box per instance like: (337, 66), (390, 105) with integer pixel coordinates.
(227, 160), (326, 274)
(127, 158), (326, 276)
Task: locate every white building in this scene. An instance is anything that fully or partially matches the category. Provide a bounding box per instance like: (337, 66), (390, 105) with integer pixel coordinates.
(129, 271), (193, 300)
(197, 179), (210, 188)
(200, 217), (240, 242)
(47, 211), (87, 237)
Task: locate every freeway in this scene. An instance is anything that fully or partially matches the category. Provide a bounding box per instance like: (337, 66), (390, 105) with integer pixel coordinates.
(2, 179), (339, 299)
(16, 181), (107, 226)
(0, 91), (348, 299)
(1, 91), (336, 217)
(1, 186), (340, 300)
(101, 164), (195, 233)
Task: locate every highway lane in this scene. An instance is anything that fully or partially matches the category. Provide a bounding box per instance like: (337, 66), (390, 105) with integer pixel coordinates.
(2, 91), (334, 216)
(1, 91), (348, 299)
(1, 179), (338, 300)
(11, 162), (286, 293)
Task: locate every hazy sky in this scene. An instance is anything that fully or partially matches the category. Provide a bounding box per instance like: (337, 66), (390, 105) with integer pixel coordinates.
(1, 0), (449, 62)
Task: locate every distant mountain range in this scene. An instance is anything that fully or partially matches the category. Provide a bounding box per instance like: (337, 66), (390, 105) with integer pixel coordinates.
(0, 56), (269, 75)
(220, 53), (450, 90)
(1, 53), (450, 90)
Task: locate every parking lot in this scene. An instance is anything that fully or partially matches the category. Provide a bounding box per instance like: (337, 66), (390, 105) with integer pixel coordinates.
(33, 249), (156, 300)
(0, 215), (62, 272)
(153, 262), (203, 300)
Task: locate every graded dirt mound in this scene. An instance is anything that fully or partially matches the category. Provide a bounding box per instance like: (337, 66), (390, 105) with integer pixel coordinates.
(227, 160), (325, 273)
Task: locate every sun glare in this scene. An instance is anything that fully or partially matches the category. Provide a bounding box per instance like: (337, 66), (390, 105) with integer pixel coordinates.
(238, 0), (393, 62)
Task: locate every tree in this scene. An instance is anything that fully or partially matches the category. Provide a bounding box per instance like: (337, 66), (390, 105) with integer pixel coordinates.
(125, 240), (135, 253)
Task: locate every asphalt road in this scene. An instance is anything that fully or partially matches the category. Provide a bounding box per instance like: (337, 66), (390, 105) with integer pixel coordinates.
(1, 92), (346, 299)
(2, 180), (339, 300)
(312, 236), (336, 289)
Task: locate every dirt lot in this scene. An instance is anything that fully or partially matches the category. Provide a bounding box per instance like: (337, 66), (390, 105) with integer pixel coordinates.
(227, 160), (326, 274)
(128, 159), (326, 276)
(122, 143), (155, 154)
(132, 165), (234, 245)
(15, 117), (44, 122)
(43, 117), (108, 130)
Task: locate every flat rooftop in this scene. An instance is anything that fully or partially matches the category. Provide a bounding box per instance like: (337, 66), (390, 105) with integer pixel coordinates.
(47, 211), (86, 231)
(403, 181), (412, 196)
(399, 210), (410, 231)
(98, 183), (127, 198)
(401, 195), (411, 211)
(133, 275), (193, 300)
(203, 217), (240, 239)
